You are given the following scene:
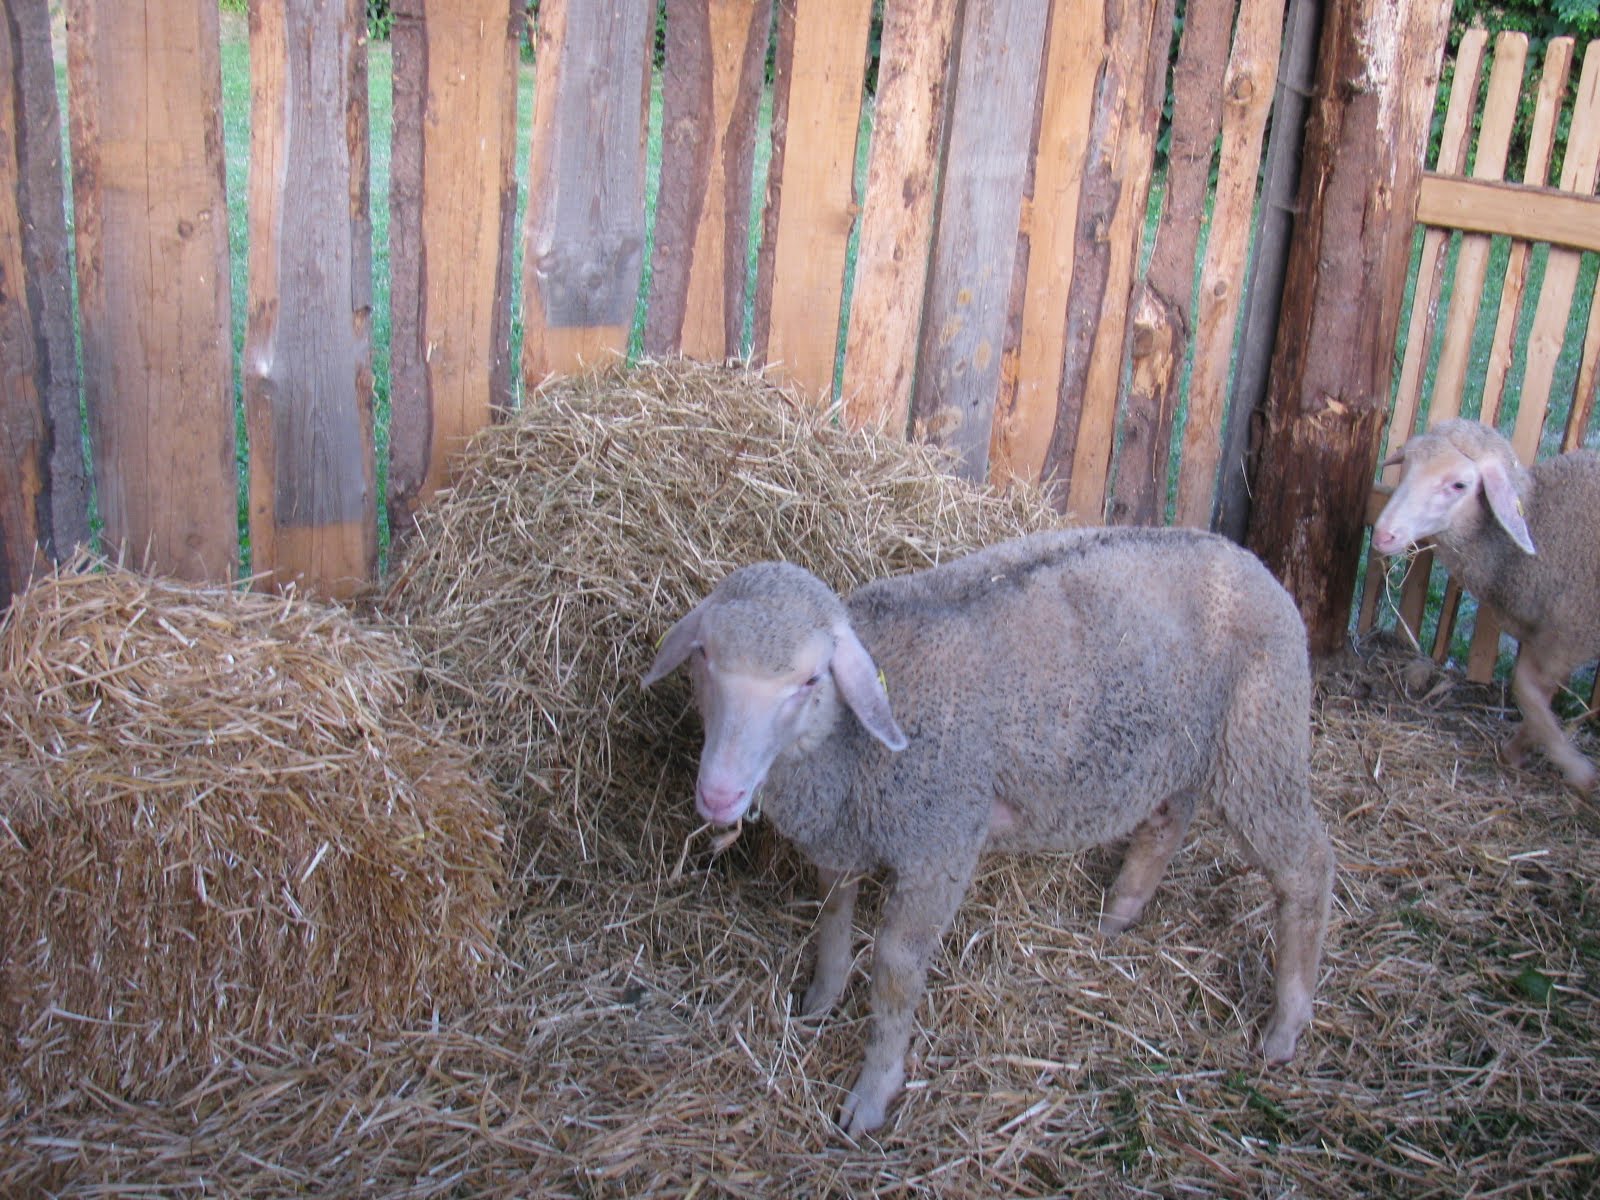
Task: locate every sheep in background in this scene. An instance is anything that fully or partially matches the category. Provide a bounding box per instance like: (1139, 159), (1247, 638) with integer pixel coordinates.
(644, 529), (1333, 1136)
(1371, 418), (1600, 795)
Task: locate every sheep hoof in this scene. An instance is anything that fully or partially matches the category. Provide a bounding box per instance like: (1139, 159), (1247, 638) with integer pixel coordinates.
(839, 1061), (904, 1137)
(1098, 912), (1134, 938)
(800, 978), (842, 1019)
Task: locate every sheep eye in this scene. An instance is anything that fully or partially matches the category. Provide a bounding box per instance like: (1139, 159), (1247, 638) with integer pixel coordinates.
(1451, 480), (1470, 492)
(804, 673), (822, 688)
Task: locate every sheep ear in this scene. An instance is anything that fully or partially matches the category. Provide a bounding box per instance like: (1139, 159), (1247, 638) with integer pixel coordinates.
(830, 623), (909, 752)
(1478, 458), (1537, 555)
(642, 601), (706, 686)
(1379, 446), (1406, 469)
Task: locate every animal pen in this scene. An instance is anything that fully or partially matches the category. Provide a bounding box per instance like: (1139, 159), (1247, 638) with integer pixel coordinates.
(2, 0), (1600, 1195)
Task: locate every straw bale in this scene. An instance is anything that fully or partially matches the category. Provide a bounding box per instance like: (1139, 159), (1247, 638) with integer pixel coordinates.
(4, 364), (1597, 1197)
(0, 562), (506, 1101)
(379, 358), (1062, 879)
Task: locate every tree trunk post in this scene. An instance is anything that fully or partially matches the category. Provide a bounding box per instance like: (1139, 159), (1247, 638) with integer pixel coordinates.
(1243, 0), (1451, 656)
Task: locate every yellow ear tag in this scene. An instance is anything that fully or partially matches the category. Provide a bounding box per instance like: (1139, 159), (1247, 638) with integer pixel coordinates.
(877, 667), (888, 695)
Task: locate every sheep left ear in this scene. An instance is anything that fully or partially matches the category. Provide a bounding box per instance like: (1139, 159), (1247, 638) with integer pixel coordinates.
(643, 600), (707, 686)
(1479, 457), (1536, 555)
(829, 623), (908, 752)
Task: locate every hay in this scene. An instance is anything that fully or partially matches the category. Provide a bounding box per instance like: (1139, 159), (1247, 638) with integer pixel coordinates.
(3, 363), (1596, 1197)
(379, 358), (1061, 877)
(0, 561), (506, 1101)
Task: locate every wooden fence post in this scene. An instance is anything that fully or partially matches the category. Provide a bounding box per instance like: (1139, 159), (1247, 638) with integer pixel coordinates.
(906, 0), (1052, 479)
(1244, 0), (1451, 656)
(246, 0), (377, 599)
(646, 0), (772, 361)
(1, 0), (86, 601)
(521, 0), (655, 385)
(65, 0), (237, 583)
(388, 0), (523, 546)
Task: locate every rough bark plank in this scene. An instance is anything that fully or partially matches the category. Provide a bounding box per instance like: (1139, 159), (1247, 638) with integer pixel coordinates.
(65, 0), (237, 583)
(1214, 0), (1321, 540)
(245, 0), (376, 599)
(1040, 0), (1178, 520)
(387, 0), (522, 545)
(906, 0), (1053, 478)
(647, 0), (770, 361)
(1244, 0), (1451, 657)
(840, 0), (960, 434)
(1108, 0), (1235, 525)
(752, 0), (873, 404)
(0, 0), (85, 600)
(1172, 0), (1286, 527)
(521, 0), (654, 385)
(987, 0), (1103, 486)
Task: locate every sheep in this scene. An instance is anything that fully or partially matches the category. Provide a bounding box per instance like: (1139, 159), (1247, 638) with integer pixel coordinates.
(643, 527), (1334, 1136)
(1371, 418), (1600, 795)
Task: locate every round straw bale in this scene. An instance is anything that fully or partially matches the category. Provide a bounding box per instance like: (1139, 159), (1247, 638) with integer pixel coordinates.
(380, 358), (1063, 879)
(0, 561), (507, 1101)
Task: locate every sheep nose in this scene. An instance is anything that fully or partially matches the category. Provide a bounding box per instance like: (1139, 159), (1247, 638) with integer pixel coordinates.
(696, 780), (748, 826)
(1371, 527), (1401, 556)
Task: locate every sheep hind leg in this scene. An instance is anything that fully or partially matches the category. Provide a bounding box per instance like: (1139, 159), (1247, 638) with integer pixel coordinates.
(1234, 818), (1333, 1064)
(1506, 651), (1597, 794)
(1100, 793), (1196, 936)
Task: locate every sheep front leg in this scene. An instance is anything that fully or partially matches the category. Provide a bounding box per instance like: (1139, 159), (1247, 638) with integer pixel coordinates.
(840, 859), (974, 1136)
(1506, 651), (1598, 793)
(802, 866), (858, 1017)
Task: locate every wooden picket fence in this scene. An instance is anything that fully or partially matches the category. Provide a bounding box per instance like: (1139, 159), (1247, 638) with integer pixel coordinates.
(2, 0), (1595, 651)
(1358, 32), (1600, 680)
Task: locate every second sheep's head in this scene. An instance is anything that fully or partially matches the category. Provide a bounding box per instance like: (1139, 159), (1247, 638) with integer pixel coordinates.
(1372, 418), (1537, 559)
(643, 562), (908, 827)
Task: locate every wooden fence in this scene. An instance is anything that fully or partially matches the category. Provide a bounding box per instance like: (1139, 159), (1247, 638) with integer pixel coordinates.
(1357, 32), (1600, 680)
(3, 0), (1592, 663)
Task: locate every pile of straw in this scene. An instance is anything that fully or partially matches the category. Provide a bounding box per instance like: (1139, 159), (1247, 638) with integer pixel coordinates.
(3, 363), (1595, 1197)
(380, 358), (1061, 877)
(0, 563), (506, 1101)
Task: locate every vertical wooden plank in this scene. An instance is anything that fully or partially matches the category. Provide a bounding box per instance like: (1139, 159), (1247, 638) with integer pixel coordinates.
(1245, 0), (1452, 657)
(1353, 28), (1484, 638)
(752, 0), (873, 404)
(906, 0), (1053, 478)
(1039, 0), (1178, 520)
(245, 0), (376, 599)
(387, 0), (522, 545)
(1108, 0), (1236, 525)
(1566, 272), (1600, 451)
(1510, 44), (1600, 458)
(1482, 38), (1572, 428)
(1430, 32), (1527, 415)
(65, 0), (237, 583)
(521, 0), (655, 384)
(840, 0), (961, 433)
(987, 0), (1104, 486)
(0, 0), (85, 600)
(1172, 0), (1285, 527)
(647, 0), (771, 361)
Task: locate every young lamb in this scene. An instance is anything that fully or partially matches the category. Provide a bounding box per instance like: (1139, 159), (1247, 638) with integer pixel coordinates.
(1371, 418), (1600, 794)
(644, 528), (1334, 1135)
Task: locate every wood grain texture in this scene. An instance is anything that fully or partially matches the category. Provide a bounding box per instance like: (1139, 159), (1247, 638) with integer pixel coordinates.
(387, 0), (522, 544)
(647, 0), (770, 360)
(0, 0), (85, 599)
(907, 0), (1053, 478)
(521, 0), (654, 384)
(986, 0), (1102, 485)
(840, 0), (960, 433)
(1245, 0), (1451, 656)
(245, 0), (376, 599)
(753, 0), (873, 404)
(65, 0), (237, 583)
(1041, 0), (1177, 520)
(1172, 0), (1285, 527)
(1108, 0), (1234, 526)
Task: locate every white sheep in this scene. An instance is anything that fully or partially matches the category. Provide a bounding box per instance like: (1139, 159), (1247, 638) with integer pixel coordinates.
(644, 528), (1334, 1135)
(1371, 418), (1600, 795)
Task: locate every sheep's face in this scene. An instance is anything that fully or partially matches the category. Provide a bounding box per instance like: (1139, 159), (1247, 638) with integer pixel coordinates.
(1372, 428), (1536, 558)
(687, 618), (839, 826)
(1371, 439), (1481, 556)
